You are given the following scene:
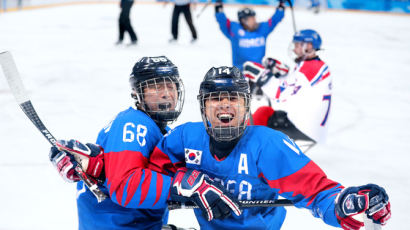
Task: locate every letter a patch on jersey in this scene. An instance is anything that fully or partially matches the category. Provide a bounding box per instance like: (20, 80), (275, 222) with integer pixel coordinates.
(185, 148), (203, 165)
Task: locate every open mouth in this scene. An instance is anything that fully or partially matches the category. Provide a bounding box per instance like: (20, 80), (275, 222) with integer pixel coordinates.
(158, 103), (172, 111)
(217, 112), (235, 124)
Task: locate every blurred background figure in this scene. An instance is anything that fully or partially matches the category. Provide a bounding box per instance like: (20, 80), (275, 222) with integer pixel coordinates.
(309, 0), (320, 13)
(243, 29), (331, 152)
(214, 0), (285, 70)
(165, 0), (198, 43)
(116, 0), (138, 46)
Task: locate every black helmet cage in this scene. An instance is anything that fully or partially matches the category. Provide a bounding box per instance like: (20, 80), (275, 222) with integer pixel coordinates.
(238, 7), (256, 22)
(129, 56), (184, 123)
(197, 66), (251, 142)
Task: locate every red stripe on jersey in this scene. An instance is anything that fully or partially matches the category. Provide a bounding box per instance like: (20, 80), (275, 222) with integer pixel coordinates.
(259, 161), (340, 206)
(153, 173), (164, 206)
(105, 150), (148, 206)
(299, 60), (326, 82)
(275, 86), (281, 99)
(268, 18), (272, 27)
(321, 71), (330, 81)
(138, 170), (152, 206)
(149, 147), (181, 175)
(227, 19), (234, 37)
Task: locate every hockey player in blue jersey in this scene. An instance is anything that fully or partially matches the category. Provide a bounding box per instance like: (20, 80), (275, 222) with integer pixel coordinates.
(49, 56), (241, 229)
(148, 66), (391, 229)
(51, 64), (391, 229)
(214, 0), (285, 70)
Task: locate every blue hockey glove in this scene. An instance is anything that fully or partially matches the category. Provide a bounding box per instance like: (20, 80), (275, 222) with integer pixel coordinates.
(171, 167), (242, 221)
(49, 139), (104, 183)
(335, 184), (391, 230)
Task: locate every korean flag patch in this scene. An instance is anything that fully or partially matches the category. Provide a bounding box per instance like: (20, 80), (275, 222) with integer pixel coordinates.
(185, 148), (202, 165)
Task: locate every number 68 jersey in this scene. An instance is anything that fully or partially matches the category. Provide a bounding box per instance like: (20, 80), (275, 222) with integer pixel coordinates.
(150, 122), (343, 230)
(76, 107), (172, 230)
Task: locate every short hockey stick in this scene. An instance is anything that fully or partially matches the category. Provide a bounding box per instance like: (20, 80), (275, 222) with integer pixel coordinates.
(167, 199), (293, 210)
(0, 51), (107, 203)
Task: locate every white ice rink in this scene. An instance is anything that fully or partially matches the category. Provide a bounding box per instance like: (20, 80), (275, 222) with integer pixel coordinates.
(0, 2), (409, 229)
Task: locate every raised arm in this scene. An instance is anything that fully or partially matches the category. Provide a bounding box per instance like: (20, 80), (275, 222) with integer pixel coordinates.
(259, 2), (285, 36)
(214, 0), (235, 39)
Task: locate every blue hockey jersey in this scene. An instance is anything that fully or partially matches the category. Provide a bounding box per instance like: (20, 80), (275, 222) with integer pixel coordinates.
(150, 122), (343, 229)
(215, 8), (284, 70)
(76, 107), (172, 230)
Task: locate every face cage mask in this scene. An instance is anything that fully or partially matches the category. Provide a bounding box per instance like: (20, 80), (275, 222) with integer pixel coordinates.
(134, 76), (184, 124)
(198, 91), (251, 142)
(288, 41), (305, 62)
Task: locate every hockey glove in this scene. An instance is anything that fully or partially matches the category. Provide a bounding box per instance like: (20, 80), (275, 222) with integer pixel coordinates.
(335, 184), (391, 230)
(278, 0), (286, 10)
(171, 167), (242, 221)
(243, 61), (273, 87)
(49, 139), (104, 183)
(262, 57), (290, 78)
(215, 0), (223, 13)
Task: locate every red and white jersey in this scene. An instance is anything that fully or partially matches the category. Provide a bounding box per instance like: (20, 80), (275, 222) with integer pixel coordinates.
(260, 57), (332, 143)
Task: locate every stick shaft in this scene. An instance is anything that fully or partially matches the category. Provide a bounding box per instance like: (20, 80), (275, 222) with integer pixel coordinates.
(196, 0), (212, 18)
(167, 199), (293, 210)
(0, 51), (107, 203)
(287, 0), (297, 33)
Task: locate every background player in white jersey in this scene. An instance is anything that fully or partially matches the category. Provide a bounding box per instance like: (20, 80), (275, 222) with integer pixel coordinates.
(243, 29), (331, 151)
(149, 66), (391, 229)
(49, 56), (240, 229)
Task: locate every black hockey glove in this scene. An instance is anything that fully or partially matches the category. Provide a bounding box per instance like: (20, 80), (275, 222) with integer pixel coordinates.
(215, 0), (223, 13)
(335, 184), (391, 230)
(278, 0), (286, 10)
(49, 139), (105, 183)
(171, 167), (242, 221)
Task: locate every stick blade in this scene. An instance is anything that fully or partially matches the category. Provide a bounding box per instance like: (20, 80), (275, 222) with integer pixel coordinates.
(0, 51), (29, 104)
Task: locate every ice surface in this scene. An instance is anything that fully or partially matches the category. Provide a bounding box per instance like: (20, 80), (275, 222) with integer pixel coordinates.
(0, 2), (409, 229)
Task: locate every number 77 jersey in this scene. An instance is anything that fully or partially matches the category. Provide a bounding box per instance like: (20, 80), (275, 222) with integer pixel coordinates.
(150, 122), (344, 230)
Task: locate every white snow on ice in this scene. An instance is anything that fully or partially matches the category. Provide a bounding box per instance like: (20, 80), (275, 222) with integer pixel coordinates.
(0, 2), (409, 229)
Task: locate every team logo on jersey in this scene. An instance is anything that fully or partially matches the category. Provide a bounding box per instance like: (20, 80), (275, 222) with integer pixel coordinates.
(185, 148), (202, 165)
(238, 29), (245, 36)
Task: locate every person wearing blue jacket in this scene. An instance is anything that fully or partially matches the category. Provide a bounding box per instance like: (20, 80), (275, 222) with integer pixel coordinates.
(214, 0), (285, 70)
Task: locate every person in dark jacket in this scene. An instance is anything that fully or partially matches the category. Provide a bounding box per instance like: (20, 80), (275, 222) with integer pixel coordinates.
(167, 0), (198, 43)
(117, 0), (137, 45)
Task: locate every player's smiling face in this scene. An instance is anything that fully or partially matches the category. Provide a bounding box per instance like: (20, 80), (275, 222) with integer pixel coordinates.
(143, 78), (178, 112)
(205, 92), (247, 128)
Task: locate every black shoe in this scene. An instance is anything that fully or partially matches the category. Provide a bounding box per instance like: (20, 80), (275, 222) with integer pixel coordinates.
(127, 40), (137, 46)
